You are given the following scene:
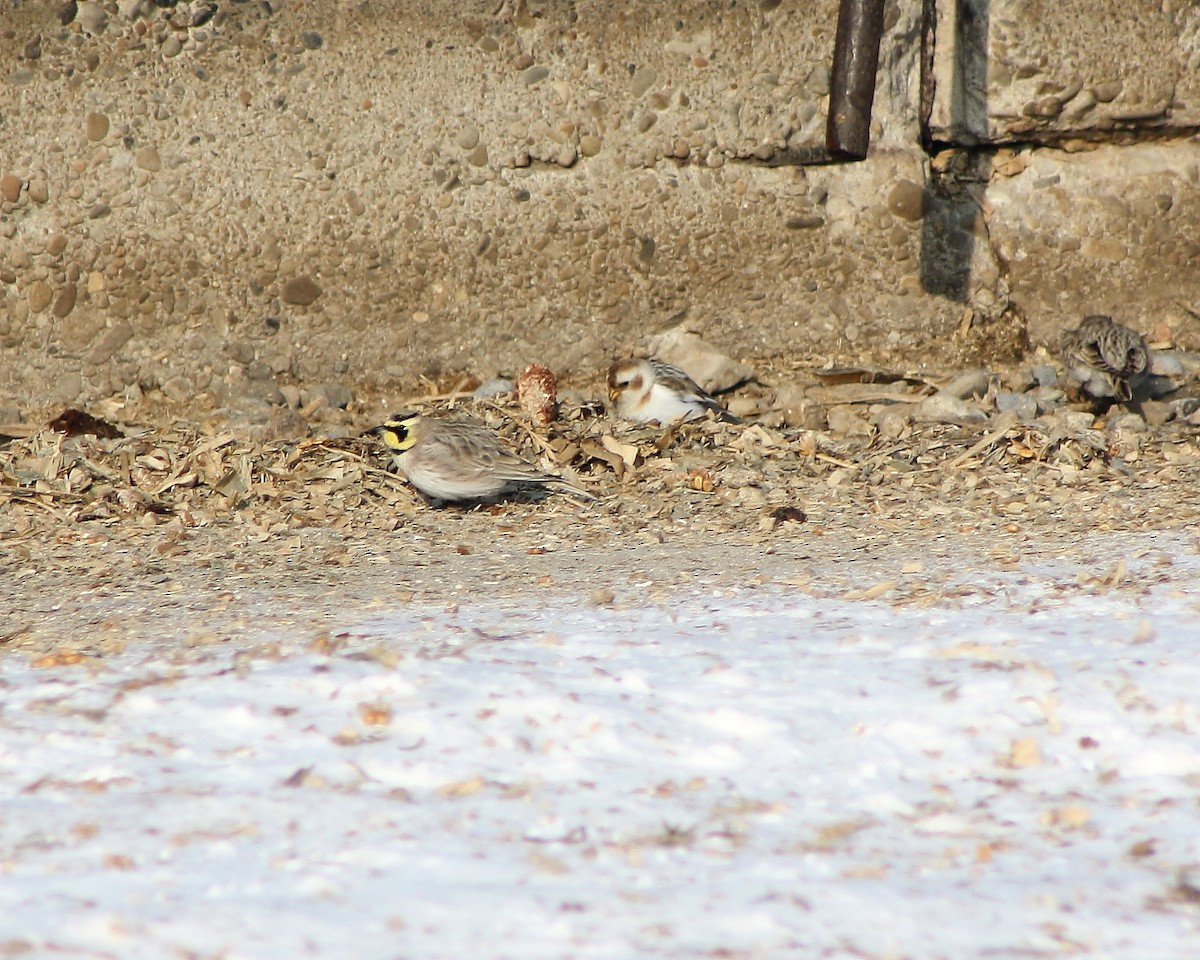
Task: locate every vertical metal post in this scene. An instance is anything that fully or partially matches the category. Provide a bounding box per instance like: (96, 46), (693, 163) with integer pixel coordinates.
(826, 0), (887, 160)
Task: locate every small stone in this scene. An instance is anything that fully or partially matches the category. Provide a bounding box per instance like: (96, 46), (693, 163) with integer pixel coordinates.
(75, 1), (109, 33)
(466, 144), (488, 167)
(282, 275), (323, 305)
(303, 383), (353, 409)
(263, 406), (307, 440)
(1030, 363), (1057, 387)
(28, 180), (48, 204)
(630, 66), (657, 98)
(1141, 400), (1173, 427)
(1023, 96), (1063, 118)
(938, 369), (991, 399)
(56, 372), (84, 401)
(28, 281), (53, 313)
(636, 111), (658, 133)
(87, 271), (106, 293)
(117, 0), (146, 18)
(161, 35), (182, 58)
(60, 312), (105, 351)
(995, 391), (1037, 419)
(7, 69), (33, 86)
(472, 378), (515, 400)
(1081, 237), (1127, 261)
(785, 214), (824, 230)
(86, 112), (109, 141)
(1148, 351), (1185, 377)
(1092, 80), (1122, 103)
(774, 382), (827, 430)
(134, 146), (161, 172)
(672, 139), (690, 159)
(87, 321), (135, 363)
(913, 393), (986, 422)
(1032, 385), (1066, 411)
(521, 65), (549, 86)
(875, 409), (910, 439)
(57, 1), (78, 26)
(1142, 373), (1177, 400)
(579, 134), (601, 157)
(226, 339), (255, 364)
(160, 375), (193, 402)
(1106, 411), (1147, 434)
(827, 406), (872, 435)
(189, 1), (217, 27)
(88, 203), (111, 219)
(456, 125), (480, 150)
(23, 37), (42, 61)
(45, 234), (68, 257)
(0, 175), (21, 204)
(300, 31), (323, 50)
(646, 327), (753, 394)
(52, 285), (78, 318)
(805, 64), (831, 96)
(887, 180), (928, 221)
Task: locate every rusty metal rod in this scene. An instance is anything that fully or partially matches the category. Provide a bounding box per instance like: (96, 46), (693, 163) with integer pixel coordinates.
(826, 0), (887, 160)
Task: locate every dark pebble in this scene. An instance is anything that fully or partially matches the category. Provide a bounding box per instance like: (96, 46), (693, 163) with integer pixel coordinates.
(785, 214), (825, 230)
(190, 2), (217, 26)
(57, 1), (77, 26)
(281, 275), (322, 305)
(300, 31), (323, 50)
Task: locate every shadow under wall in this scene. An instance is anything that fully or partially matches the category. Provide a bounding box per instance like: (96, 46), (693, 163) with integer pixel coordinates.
(919, 0), (992, 303)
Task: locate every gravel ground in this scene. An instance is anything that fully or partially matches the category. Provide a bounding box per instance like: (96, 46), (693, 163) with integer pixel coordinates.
(5, 392), (1199, 662)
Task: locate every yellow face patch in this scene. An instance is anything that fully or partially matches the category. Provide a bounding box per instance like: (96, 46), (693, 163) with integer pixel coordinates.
(373, 415), (419, 453)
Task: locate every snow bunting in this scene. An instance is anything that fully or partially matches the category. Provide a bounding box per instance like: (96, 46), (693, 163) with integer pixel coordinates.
(371, 412), (591, 503)
(1060, 315), (1148, 402)
(606, 358), (743, 424)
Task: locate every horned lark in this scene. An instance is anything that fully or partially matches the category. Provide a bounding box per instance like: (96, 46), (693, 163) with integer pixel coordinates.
(607, 358), (743, 424)
(1060, 315), (1148, 402)
(370, 412), (590, 503)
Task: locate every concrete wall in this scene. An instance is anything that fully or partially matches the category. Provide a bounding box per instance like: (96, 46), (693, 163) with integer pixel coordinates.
(1, 0), (1197, 421)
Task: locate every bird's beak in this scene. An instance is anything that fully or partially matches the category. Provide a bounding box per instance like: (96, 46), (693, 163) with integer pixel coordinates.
(607, 387), (620, 402)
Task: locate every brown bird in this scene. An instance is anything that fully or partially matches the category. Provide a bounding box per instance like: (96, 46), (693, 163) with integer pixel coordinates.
(371, 412), (591, 503)
(1060, 315), (1148, 403)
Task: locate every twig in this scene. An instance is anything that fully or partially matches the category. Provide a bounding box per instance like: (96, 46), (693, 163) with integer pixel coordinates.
(947, 412), (1018, 469)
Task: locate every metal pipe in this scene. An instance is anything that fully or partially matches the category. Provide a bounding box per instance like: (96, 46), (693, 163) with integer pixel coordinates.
(826, 0), (887, 160)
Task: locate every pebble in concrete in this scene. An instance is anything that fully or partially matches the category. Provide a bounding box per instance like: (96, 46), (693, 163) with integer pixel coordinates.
(86, 112), (109, 141)
(282, 276), (323, 306)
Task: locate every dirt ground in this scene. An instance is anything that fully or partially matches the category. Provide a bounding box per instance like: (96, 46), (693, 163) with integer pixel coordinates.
(4, 359), (1198, 663)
